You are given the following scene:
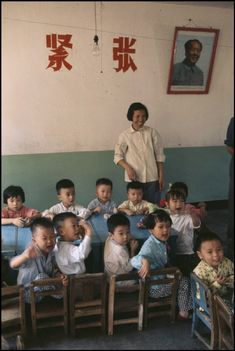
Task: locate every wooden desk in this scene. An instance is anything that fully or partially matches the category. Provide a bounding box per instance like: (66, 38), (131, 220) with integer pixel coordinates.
(1, 216), (178, 279)
(89, 214), (150, 242)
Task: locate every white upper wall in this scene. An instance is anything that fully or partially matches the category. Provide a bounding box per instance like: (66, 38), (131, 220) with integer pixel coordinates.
(2, 1), (234, 155)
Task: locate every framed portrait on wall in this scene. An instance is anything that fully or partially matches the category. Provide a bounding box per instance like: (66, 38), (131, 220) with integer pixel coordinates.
(167, 27), (220, 94)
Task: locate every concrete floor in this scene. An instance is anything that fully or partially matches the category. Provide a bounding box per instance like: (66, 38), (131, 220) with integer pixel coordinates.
(24, 209), (228, 350)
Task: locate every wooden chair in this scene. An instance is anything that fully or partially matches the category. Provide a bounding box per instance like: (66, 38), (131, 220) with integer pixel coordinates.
(107, 271), (145, 336)
(143, 267), (181, 327)
(214, 294), (234, 350)
(1, 285), (26, 338)
(190, 272), (218, 350)
(69, 273), (107, 336)
(29, 277), (68, 335)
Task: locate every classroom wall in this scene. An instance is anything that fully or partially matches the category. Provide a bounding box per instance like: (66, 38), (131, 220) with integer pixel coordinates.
(2, 147), (230, 211)
(2, 2), (234, 208)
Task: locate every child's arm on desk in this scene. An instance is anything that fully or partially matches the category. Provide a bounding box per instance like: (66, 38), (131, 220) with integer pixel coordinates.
(1, 217), (25, 227)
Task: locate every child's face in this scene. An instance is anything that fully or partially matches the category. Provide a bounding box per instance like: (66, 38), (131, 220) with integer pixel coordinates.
(32, 227), (56, 255)
(96, 184), (112, 203)
(150, 220), (171, 242)
(132, 109), (147, 130)
(59, 217), (81, 242)
(197, 240), (224, 268)
(7, 196), (23, 212)
(127, 188), (143, 205)
(58, 187), (75, 208)
(111, 225), (130, 246)
(166, 196), (185, 214)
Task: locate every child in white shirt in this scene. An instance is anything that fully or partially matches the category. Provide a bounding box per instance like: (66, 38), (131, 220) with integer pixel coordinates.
(104, 213), (138, 277)
(42, 179), (90, 220)
(53, 212), (92, 275)
(165, 189), (201, 319)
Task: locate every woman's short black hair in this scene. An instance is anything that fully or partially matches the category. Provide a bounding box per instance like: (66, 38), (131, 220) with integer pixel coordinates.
(127, 102), (149, 121)
(142, 209), (172, 230)
(3, 185), (25, 204)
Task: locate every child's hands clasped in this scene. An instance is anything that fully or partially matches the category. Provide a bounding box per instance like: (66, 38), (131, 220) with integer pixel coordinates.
(216, 274), (229, 286)
(12, 217), (25, 227)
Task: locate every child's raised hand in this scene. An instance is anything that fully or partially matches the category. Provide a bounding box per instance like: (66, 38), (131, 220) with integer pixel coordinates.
(138, 258), (150, 279)
(25, 243), (41, 259)
(78, 220), (93, 237)
(12, 217), (25, 227)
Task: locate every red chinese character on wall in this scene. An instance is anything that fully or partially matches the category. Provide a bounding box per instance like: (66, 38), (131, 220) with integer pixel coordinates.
(113, 37), (137, 72)
(46, 34), (73, 71)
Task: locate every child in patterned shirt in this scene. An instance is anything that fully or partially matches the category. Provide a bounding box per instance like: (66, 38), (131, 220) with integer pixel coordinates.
(194, 231), (234, 298)
(118, 181), (158, 216)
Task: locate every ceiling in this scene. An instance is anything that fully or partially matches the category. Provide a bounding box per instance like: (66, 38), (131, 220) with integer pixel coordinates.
(161, 2), (234, 9)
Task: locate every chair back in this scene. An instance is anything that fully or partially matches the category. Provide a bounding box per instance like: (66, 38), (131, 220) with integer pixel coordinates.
(29, 277), (68, 335)
(144, 266), (181, 327)
(69, 273), (107, 336)
(108, 271), (145, 335)
(214, 294), (234, 350)
(1, 285), (26, 337)
(190, 272), (218, 349)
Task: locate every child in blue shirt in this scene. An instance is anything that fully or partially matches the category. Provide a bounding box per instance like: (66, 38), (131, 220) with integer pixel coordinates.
(87, 178), (117, 217)
(131, 209), (193, 319)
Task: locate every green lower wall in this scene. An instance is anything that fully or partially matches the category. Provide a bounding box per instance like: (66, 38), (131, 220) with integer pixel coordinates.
(2, 146), (230, 211)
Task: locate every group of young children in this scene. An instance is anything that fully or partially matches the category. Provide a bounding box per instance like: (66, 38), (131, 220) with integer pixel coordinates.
(2, 177), (234, 322)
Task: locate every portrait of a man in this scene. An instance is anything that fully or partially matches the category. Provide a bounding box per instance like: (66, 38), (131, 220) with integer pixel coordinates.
(172, 39), (203, 86)
(167, 27), (219, 94)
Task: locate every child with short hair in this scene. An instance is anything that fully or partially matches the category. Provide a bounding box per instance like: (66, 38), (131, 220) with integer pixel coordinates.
(118, 181), (158, 216)
(165, 189), (201, 273)
(2, 185), (41, 227)
(87, 178), (118, 216)
(131, 209), (191, 318)
(165, 189), (201, 319)
(104, 213), (138, 277)
(194, 231), (234, 299)
(53, 212), (93, 275)
(160, 181), (207, 222)
(10, 217), (68, 303)
(42, 179), (91, 220)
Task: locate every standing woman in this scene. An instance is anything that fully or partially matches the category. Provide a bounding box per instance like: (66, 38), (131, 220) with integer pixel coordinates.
(114, 102), (165, 205)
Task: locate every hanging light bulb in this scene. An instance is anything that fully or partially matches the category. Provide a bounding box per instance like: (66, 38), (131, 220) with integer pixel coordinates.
(92, 34), (100, 56)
